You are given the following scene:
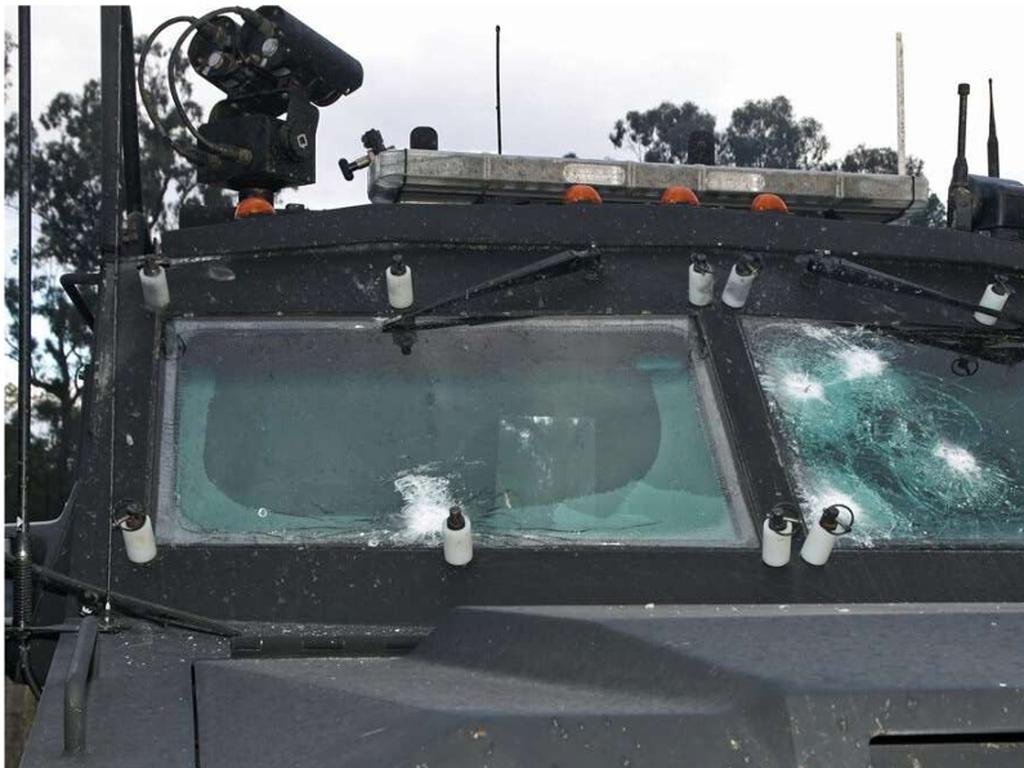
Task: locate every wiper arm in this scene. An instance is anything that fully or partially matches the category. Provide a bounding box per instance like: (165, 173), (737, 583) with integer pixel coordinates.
(397, 310), (547, 332)
(804, 254), (1024, 328)
(5, 553), (239, 638)
(382, 244), (601, 331)
(875, 322), (1024, 368)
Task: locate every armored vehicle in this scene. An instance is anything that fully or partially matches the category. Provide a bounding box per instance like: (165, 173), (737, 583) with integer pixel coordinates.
(7, 6), (1024, 766)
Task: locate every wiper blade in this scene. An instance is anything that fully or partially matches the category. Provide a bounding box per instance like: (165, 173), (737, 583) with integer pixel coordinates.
(384, 311), (548, 354)
(382, 244), (601, 331)
(804, 254), (1024, 328)
(399, 310), (546, 332)
(875, 322), (1024, 367)
(5, 553), (239, 638)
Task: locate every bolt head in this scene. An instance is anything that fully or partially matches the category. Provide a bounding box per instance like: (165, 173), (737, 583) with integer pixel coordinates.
(261, 37), (280, 57)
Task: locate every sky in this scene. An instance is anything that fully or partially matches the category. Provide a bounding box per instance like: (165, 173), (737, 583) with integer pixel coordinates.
(4, 0), (1023, 214)
(2, 0), (1024, 383)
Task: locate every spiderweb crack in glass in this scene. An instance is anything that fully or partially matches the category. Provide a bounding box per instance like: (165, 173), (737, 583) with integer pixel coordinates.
(838, 347), (888, 380)
(393, 467), (455, 542)
(746, 320), (1024, 544)
(933, 442), (981, 475)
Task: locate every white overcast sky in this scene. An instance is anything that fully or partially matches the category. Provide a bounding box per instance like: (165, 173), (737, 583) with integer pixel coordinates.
(1, 0), (1022, 405)
(4, 0), (1023, 217)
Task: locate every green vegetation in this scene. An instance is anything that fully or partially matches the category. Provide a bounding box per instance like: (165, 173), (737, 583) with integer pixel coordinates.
(610, 96), (946, 227)
(4, 34), (226, 521)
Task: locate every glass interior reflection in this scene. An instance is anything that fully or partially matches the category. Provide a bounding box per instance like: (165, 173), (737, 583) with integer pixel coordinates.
(159, 318), (746, 545)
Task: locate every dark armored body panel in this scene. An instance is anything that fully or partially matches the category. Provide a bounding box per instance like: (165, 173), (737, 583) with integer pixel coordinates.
(14, 199), (1024, 766)
(7, 6), (1024, 767)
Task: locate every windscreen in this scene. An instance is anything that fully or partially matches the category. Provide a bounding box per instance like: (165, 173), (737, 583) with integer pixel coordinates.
(745, 319), (1024, 545)
(158, 318), (747, 545)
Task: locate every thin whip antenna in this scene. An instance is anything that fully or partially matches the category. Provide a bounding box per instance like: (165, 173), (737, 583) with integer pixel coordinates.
(987, 78), (999, 178)
(895, 32), (906, 175)
(15, 6), (42, 699)
(495, 25), (502, 155)
(99, 7), (126, 630)
(17, 9), (32, 547)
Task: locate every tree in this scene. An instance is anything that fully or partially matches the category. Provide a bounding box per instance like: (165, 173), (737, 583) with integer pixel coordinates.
(607, 96), (943, 226)
(4, 40), (226, 522)
(838, 144), (923, 177)
(720, 95), (829, 169)
(4, 31), (13, 90)
(836, 144), (946, 228)
(904, 194), (946, 229)
(610, 96), (827, 169)
(609, 101), (716, 163)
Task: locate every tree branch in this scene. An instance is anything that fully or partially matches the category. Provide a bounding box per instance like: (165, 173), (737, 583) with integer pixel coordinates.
(148, 172), (174, 230)
(177, 178), (198, 206)
(30, 374), (66, 399)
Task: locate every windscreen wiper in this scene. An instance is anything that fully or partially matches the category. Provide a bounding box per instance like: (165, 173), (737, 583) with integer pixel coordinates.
(382, 244), (601, 331)
(395, 310), (549, 331)
(803, 253), (1024, 328)
(875, 322), (1024, 368)
(4, 553), (239, 638)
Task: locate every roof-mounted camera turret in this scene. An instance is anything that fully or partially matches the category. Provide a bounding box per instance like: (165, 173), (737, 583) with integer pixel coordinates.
(140, 6), (363, 196)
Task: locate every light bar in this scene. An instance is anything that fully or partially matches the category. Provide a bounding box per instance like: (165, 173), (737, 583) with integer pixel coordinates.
(367, 150), (929, 222)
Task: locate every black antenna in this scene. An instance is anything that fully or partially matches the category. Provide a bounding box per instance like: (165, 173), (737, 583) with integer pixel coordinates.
(953, 83), (970, 184)
(119, 7), (149, 254)
(947, 83), (972, 230)
(14, 5), (42, 700)
(99, 6), (127, 632)
(16, 7), (33, 574)
(495, 25), (502, 155)
(987, 78), (999, 178)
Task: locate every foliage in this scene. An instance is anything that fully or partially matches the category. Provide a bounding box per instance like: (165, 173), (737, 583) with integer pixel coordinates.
(609, 101), (944, 227)
(609, 96), (827, 169)
(904, 193), (946, 229)
(836, 144), (946, 228)
(5, 384), (66, 522)
(837, 144), (923, 177)
(4, 31), (13, 89)
(719, 96), (829, 169)
(609, 101), (716, 163)
(4, 38), (225, 521)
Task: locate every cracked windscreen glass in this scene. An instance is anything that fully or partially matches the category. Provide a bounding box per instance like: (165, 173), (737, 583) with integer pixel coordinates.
(158, 318), (748, 545)
(744, 319), (1024, 544)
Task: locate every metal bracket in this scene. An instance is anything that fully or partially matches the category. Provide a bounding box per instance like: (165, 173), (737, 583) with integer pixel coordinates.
(59, 272), (102, 331)
(63, 615), (99, 755)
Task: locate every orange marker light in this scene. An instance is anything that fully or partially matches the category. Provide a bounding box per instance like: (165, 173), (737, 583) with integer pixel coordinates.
(660, 185), (700, 206)
(563, 184), (602, 204)
(751, 193), (789, 213)
(234, 196), (276, 218)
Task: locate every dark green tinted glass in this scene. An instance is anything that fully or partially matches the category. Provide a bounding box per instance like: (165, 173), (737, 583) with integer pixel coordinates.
(161, 319), (745, 545)
(745, 320), (1024, 544)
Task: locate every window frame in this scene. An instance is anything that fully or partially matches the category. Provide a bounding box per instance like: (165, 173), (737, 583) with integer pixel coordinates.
(154, 315), (756, 548)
